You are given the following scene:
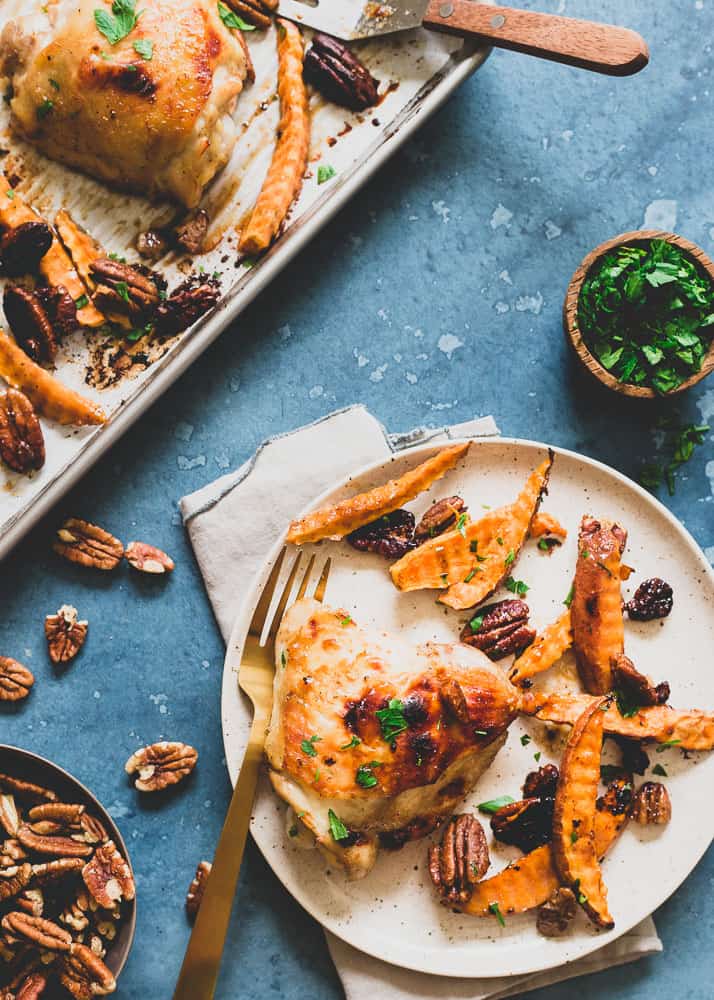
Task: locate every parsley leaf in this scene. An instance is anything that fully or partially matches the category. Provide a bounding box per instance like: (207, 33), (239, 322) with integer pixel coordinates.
(355, 762), (382, 788)
(505, 576), (529, 596)
(317, 164), (337, 185)
(217, 1), (256, 30)
(504, 549), (515, 567)
(477, 795), (515, 815)
(328, 809), (349, 842)
(563, 584), (575, 608)
(132, 38), (153, 60)
(652, 763), (668, 777)
(36, 98), (53, 120)
(614, 687), (641, 719)
(456, 513), (468, 537)
(300, 734), (321, 757)
(75, 294), (89, 310)
(340, 735), (361, 751)
(94, 0), (141, 46)
(488, 901), (506, 927)
(376, 698), (408, 744)
(656, 739), (681, 753)
(520, 734), (531, 746)
(469, 615), (484, 633)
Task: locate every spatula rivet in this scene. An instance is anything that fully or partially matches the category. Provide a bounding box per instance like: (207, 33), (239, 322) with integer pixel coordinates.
(490, 13), (506, 27)
(439, 2), (454, 17)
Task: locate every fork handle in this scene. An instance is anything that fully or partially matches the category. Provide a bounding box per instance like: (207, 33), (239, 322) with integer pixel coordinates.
(172, 711), (268, 1000)
(422, 2), (649, 76)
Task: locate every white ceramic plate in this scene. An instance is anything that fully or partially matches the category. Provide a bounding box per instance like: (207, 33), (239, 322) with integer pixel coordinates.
(222, 438), (714, 978)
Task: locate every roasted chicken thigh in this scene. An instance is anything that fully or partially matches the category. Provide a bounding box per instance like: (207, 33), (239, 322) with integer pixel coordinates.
(266, 599), (519, 879)
(1, 0), (251, 207)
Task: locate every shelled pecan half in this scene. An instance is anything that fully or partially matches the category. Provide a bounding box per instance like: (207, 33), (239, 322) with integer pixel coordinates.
(89, 258), (160, 319)
(174, 211), (209, 255)
(304, 33), (380, 111)
(0, 222), (53, 276)
(1, 913), (72, 952)
(428, 814), (489, 905)
(460, 599), (536, 660)
(153, 278), (219, 338)
(2, 286), (57, 365)
(0, 658), (34, 702)
(82, 841), (135, 909)
(125, 741), (198, 792)
(346, 509), (416, 559)
(537, 887), (577, 938)
(223, 0), (276, 29)
(59, 944), (115, 998)
(414, 496), (467, 543)
(631, 781), (671, 825)
(53, 519), (124, 571)
(125, 542), (175, 574)
(44, 606), (88, 665)
(0, 389), (45, 474)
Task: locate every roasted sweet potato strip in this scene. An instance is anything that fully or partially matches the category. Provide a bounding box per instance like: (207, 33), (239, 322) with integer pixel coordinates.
(54, 210), (131, 329)
(552, 697), (613, 929)
(389, 452), (552, 609)
(571, 516), (626, 694)
(460, 800), (627, 916)
(509, 609), (572, 687)
(287, 442), (470, 544)
(0, 330), (105, 426)
(238, 20), (309, 254)
(530, 512), (567, 538)
(521, 690), (714, 750)
(0, 184), (103, 327)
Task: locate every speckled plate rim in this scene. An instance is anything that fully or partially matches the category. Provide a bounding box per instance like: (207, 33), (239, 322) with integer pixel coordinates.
(0, 743), (137, 981)
(221, 437), (714, 979)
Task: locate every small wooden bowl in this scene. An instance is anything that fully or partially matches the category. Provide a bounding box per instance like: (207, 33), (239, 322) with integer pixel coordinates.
(563, 229), (714, 398)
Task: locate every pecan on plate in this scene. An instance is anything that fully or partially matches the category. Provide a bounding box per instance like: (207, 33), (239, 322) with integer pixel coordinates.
(522, 764), (559, 799)
(346, 509), (416, 560)
(0, 795), (21, 837)
(185, 860), (212, 920)
(490, 797), (554, 851)
(89, 257), (160, 319)
(0, 222), (53, 276)
(59, 944), (115, 998)
(154, 277), (219, 337)
(82, 840), (135, 909)
(1, 913), (72, 952)
(537, 887), (577, 938)
(0, 657), (34, 701)
(14, 970), (49, 1000)
(16, 825), (92, 859)
(612, 653), (669, 707)
(125, 541), (175, 574)
(596, 775), (634, 817)
(428, 814), (489, 905)
(53, 518), (124, 571)
(2, 286), (57, 364)
(174, 210), (209, 256)
(44, 606), (88, 665)
(0, 863), (32, 903)
(631, 781), (671, 825)
(625, 577), (674, 621)
(135, 228), (168, 261)
(460, 600), (536, 660)
(35, 285), (78, 339)
(125, 741), (198, 792)
(414, 496), (467, 543)
(222, 0), (276, 29)
(439, 678), (470, 725)
(304, 33), (380, 111)
(0, 389), (45, 474)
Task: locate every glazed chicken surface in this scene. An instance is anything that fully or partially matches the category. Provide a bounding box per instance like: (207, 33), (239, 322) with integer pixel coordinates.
(266, 599), (519, 879)
(0, 0), (251, 207)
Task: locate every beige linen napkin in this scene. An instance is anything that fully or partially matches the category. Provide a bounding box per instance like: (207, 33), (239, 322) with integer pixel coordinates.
(180, 404), (662, 1000)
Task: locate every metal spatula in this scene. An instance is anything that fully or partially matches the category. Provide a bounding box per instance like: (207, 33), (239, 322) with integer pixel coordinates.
(277, 0), (648, 76)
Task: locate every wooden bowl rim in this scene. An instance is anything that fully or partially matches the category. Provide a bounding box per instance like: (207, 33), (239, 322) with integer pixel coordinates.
(0, 744), (137, 981)
(563, 229), (714, 399)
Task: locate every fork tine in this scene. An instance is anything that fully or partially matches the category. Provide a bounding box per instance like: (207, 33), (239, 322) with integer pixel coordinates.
(248, 546), (286, 637)
(313, 557), (331, 604)
(266, 551), (303, 641)
(295, 553), (316, 601)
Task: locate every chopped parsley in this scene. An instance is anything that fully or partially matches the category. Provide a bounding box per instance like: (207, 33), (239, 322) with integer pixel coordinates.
(300, 734), (321, 757)
(217, 1), (255, 30)
(652, 763), (668, 777)
(504, 549), (515, 567)
(355, 762), (382, 788)
(317, 164), (337, 185)
(440, 573), (448, 585)
(477, 795), (515, 815)
(94, 0), (141, 45)
(600, 763), (623, 782)
(563, 584), (575, 609)
(376, 698), (408, 744)
(470, 540), (479, 553)
(340, 615), (352, 626)
(496, 536), (504, 546)
(488, 901), (506, 927)
(533, 751), (541, 762)
(656, 739), (682, 753)
(126, 323), (151, 343)
(464, 569), (476, 583)
(132, 38), (153, 60)
(456, 513), (468, 537)
(570, 830), (579, 844)
(115, 281), (131, 303)
(36, 98), (54, 120)
(340, 736), (361, 751)
(5, 190), (14, 201)
(614, 686), (641, 719)
(579, 238), (714, 394)
(281, 651), (287, 668)
(288, 824), (298, 837)
(49, 78), (60, 91)
(469, 614), (484, 633)
(505, 576), (529, 596)
(327, 809), (349, 842)
(520, 734), (531, 746)
(75, 294), (89, 310)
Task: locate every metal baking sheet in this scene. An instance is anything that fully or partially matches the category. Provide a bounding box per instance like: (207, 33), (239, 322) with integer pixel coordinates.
(0, 5), (490, 560)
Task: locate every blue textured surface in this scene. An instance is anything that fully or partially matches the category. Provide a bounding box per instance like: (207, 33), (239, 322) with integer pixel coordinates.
(2, 0), (714, 997)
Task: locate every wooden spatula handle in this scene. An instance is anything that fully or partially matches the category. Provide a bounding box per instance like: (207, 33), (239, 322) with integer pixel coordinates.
(422, 1), (649, 76)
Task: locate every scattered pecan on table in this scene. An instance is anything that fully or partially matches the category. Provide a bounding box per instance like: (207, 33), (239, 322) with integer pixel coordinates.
(631, 782), (671, 825)
(304, 33), (380, 111)
(125, 542), (175, 575)
(537, 887), (577, 938)
(125, 742), (198, 793)
(428, 813), (489, 906)
(460, 599), (536, 660)
(0, 221), (53, 276)
(44, 606), (88, 665)
(414, 496), (467, 543)
(346, 509), (416, 559)
(625, 577), (674, 621)
(0, 389), (45, 474)
(53, 519), (124, 572)
(0, 657), (34, 702)
(186, 860), (212, 920)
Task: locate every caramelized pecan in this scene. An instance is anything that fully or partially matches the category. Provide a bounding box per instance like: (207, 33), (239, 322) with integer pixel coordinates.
(35, 285), (78, 339)
(1, 913), (72, 952)
(612, 653), (669, 707)
(0, 389), (45, 474)
(0, 222), (53, 276)
(2, 286), (57, 364)
(490, 797), (554, 851)
(82, 840), (135, 908)
(59, 944), (115, 998)
(596, 776), (634, 816)
(185, 860), (212, 920)
(537, 887), (577, 937)
(631, 781), (671, 825)
(460, 599), (536, 660)
(125, 741), (198, 792)
(125, 541), (175, 574)
(135, 228), (168, 261)
(414, 496), (467, 543)
(44, 606), (88, 665)
(304, 33), (380, 111)
(174, 210), (209, 256)
(428, 814), (489, 905)
(625, 577), (674, 621)
(522, 764), (559, 799)
(153, 279), (219, 337)
(16, 825), (92, 859)
(53, 519), (124, 571)
(0, 658), (34, 701)
(90, 257), (160, 318)
(346, 509), (416, 560)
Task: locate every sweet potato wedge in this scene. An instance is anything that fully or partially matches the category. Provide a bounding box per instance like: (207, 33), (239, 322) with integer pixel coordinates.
(459, 793), (628, 917)
(287, 442), (470, 544)
(0, 184), (104, 328)
(0, 330), (105, 426)
(571, 516), (626, 694)
(389, 452), (552, 610)
(54, 210), (131, 329)
(530, 512), (567, 538)
(520, 691), (714, 751)
(552, 697), (613, 929)
(509, 609), (572, 687)
(238, 20), (309, 254)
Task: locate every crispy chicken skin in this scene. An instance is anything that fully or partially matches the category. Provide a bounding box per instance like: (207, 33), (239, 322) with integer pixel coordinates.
(266, 598), (518, 879)
(1, 0), (250, 207)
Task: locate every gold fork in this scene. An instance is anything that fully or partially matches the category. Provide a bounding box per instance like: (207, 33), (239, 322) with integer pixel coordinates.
(172, 546), (330, 1000)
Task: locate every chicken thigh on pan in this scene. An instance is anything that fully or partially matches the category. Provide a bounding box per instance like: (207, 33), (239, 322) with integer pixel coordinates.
(1, 0), (251, 207)
(266, 599), (519, 879)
